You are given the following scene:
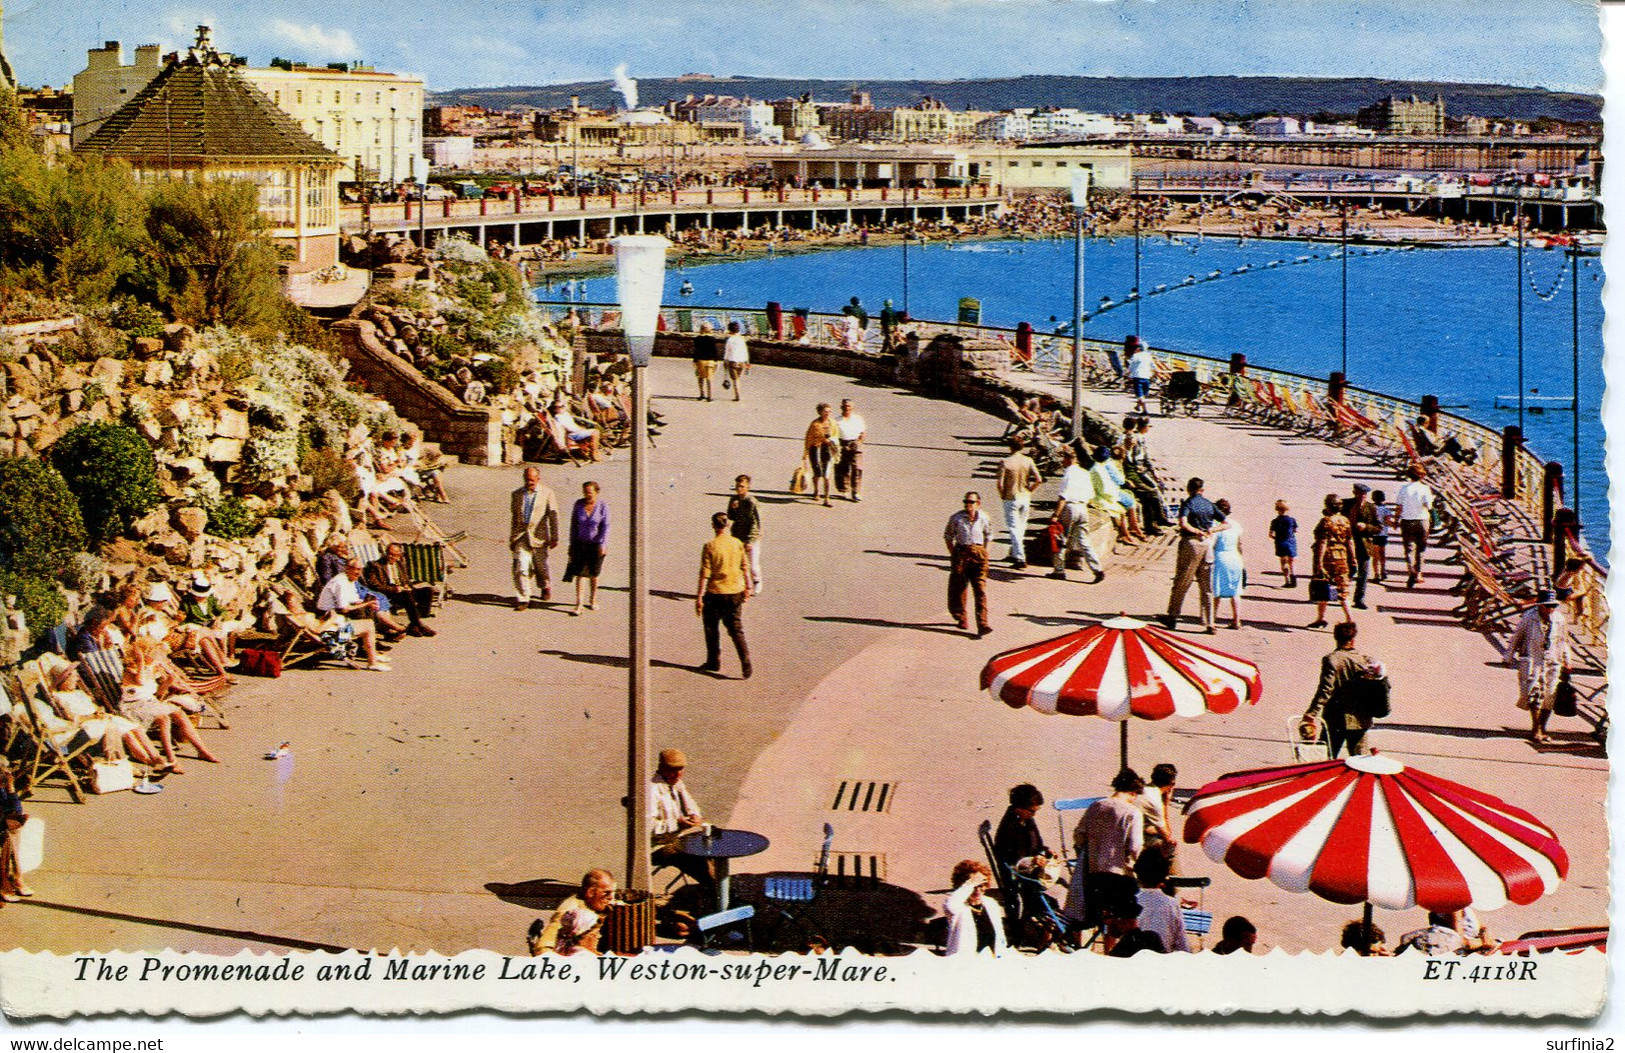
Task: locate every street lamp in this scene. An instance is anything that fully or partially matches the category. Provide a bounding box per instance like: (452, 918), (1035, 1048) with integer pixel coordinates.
(901, 231), (911, 315)
(1340, 197), (1349, 377)
(1069, 170), (1091, 442)
(613, 234), (671, 897)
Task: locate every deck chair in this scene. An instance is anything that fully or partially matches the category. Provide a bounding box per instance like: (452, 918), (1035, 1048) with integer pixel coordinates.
(402, 542), (450, 612)
(77, 648), (124, 713)
(1052, 796), (1102, 874)
(351, 539), (384, 567)
(6, 668), (92, 803)
(264, 590), (345, 670)
(977, 818), (1078, 951)
(695, 905), (755, 951)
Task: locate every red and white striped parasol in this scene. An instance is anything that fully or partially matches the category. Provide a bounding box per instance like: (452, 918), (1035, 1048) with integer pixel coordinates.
(980, 615), (1262, 766)
(1182, 754), (1569, 913)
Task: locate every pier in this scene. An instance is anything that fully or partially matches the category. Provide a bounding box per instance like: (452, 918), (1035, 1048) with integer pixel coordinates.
(341, 184), (1004, 248)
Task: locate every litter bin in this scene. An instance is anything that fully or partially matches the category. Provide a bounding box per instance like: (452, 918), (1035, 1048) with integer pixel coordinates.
(599, 888), (656, 954)
(958, 297), (981, 325)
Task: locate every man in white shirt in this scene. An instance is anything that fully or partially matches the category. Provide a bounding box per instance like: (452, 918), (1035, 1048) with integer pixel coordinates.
(944, 492), (995, 636)
(722, 322), (750, 402)
(834, 399), (868, 501)
(650, 748), (715, 891)
(1048, 446), (1105, 583)
(1395, 466), (1435, 587)
(316, 560), (391, 671)
(1127, 339), (1155, 415)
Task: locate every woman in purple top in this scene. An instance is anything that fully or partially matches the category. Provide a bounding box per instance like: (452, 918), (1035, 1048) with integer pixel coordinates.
(563, 481), (609, 614)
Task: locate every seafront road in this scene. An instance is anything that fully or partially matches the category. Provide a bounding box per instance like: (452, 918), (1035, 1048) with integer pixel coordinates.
(8, 358), (1606, 957)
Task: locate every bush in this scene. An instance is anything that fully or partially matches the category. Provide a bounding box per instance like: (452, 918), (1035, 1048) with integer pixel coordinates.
(205, 496), (265, 540)
(49, 423), (161, 544)
(300, 446), (359, 502)
(0, 457), (87, 575)
(109, 299), (166, 338)
(0, 571), (67, 642)
(59, 551), (106, 595)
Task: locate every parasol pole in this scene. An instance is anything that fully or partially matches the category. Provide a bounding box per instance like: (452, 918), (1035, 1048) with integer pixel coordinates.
(1119, 721), (1129, 772)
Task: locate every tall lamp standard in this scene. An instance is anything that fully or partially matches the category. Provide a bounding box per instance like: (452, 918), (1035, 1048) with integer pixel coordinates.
(1340, 197), (1349, 376)
(613, 234), (671, 896)
(1069, 170), (1091, 442)
(901, 231), (911, 316)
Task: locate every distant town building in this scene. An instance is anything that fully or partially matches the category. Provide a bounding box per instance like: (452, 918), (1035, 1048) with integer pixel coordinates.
(669, 95), (779, 141)
(423, 135), (474, 169)
(1357, 94), (1446, 136)
(1131, 113), (1185, 135)
(72, 36), (424, 184)
(1249, 115), (1301, 137)
(971, 143), (1133, 190)
(77, 27), (342, 268)
(772, 95), (825, 141)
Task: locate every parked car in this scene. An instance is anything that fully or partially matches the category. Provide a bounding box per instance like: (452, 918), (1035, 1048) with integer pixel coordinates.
(421, 184), (455, 201)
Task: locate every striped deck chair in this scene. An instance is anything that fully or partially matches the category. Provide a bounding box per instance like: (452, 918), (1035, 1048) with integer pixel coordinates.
(78, 648), (124, 714)
(351, 539), (384, 566)
(402, 542), (449, 613)
(9, 666), (92, 803)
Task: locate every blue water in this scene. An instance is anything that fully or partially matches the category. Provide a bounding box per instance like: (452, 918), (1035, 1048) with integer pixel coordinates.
(539, 236), (1606, 553)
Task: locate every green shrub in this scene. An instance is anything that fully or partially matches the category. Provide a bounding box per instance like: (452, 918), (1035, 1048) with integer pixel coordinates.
(205, 496), (265, 540)
(59, 551), (106, 594)
(109, 299), (166, 338)
(0, 457), (86, 574)
(48, 423), (161, 544)
(300, 446), (359, 502)
(0, 571), (67, 643)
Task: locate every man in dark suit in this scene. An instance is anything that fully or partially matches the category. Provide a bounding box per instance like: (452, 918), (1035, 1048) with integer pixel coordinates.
(1342, 483), (1381, 610)
(510, 466), (559, 609)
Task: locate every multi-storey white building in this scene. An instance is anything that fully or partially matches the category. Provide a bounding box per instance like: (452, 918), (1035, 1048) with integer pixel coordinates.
(72, 35), (424, 184)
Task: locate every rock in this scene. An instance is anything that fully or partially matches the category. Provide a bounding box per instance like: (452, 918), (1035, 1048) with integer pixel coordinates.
(143, 359), (174, 386)
(135, 417), (162, 443)
(0, 416), (14, 439)
(160, 399), (192, 427)
(91, 358), (125, 385)
(206, 437), (244, 463)
(3, 364), (37, 401)
(8, 399), (39, 419)
(170, 457), (206, 480)
(132, 336), (165, 358)
(29, 418), (61, 451)
(87, 401), (113, 424)
(159, 426), (181, 451)
(130, 507), (169, 539)
(56, 368), (86, 392)
(291, 531), (316, 571)
(14, 417), (34, 440)
(61, 389), (83, 414)
(376, 317), (397, 339)
(214, 407), (250, 440)
(172, 506), (208, 543)
(162, 324), (195, 353)
(146, 531), (189, 561)
(307, 517), (331, 552)
(323, 490), (352, 534)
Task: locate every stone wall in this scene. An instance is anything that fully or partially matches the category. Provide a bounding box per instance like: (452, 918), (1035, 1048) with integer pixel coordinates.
(332, 318), (501, 466)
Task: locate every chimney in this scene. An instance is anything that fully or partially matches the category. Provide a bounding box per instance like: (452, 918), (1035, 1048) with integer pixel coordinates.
(570, 94), (580, 111)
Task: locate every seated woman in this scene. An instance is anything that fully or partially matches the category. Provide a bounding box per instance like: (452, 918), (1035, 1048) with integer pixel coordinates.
(108, 582), (144, 643)
(117, 635), (221, 773)
(399, 431), (449, 503)
(69, 604), (123, 661)
(550, 394), (605, 462)
(1089, 446), (1148, 543)
(32, 653), (166, 770)
(348, 442), (413, 529)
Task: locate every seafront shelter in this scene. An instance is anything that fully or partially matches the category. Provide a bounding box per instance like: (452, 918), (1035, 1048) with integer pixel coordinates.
(76, 27), (344, 268)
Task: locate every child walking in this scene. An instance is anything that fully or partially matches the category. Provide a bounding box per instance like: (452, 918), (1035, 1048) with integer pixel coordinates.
(1370, 489), (1394, 583)
(1269, 499), (1298, 588)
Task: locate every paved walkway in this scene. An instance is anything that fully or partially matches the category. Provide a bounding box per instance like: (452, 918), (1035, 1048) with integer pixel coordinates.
(6, 358), (1606, 957)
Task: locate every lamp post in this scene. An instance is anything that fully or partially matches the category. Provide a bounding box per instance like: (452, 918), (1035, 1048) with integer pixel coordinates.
(901, 231), (911, 315)
(1340, 197), (1349, 377)
(418, 178), (427, 251)
(1570, 243), (1581, 519)
(1069, 170), (1090, 443)
(613, 234), (670, 896)
(1515, 195), (1525, 431)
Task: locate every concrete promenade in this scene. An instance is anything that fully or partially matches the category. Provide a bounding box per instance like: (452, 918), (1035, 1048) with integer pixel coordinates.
(5, 358), (1606, 957)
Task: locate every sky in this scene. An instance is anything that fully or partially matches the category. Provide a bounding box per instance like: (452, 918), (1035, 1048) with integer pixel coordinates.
(7, 0), (1604, 95)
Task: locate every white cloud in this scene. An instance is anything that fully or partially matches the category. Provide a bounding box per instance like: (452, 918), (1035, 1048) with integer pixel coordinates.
(268, 18), (361, 59)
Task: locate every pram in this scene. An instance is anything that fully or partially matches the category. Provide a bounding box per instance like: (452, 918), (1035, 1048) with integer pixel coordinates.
(1162, 370), (1202, 417)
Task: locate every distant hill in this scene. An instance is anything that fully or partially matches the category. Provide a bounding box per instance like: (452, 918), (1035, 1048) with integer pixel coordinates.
(431, 75), (1600, 124)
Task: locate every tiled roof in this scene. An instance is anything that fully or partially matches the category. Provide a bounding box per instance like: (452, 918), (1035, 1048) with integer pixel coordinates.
(78, 56), (340, 166)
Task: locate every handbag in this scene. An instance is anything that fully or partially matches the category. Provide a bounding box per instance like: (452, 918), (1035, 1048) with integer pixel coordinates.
(789, 461), (811, 495)
(13, 816), (42, 873)
(239, 647), (283, 678)
(1308, 577), (1337, 603)
(1552, 671), (1579, 717)
(90, 758), (136, 794)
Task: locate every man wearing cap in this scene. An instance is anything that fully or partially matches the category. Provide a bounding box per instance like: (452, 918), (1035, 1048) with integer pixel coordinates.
(1503, 589), (1571, 744)
(510, 466), (560, 610)
(650, 749), (714, 891)
(1341, 484), (1381, 610)
(179, 572), (249, 676)
(1300, 620), (1384, 757)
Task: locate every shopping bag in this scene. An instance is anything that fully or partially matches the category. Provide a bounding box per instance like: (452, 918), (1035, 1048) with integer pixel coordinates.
(14, 817), (42, 873)
(789, 462), (811, 495)
(90, 758), (135, 794)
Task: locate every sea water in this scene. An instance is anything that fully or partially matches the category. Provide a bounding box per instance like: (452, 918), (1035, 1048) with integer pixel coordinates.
(538, 236), (1606, 554)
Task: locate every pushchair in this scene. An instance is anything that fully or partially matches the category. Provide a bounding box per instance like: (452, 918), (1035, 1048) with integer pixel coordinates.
(1162, 370), (1202, 417)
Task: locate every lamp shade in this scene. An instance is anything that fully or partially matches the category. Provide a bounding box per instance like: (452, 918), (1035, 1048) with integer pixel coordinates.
(613, 235), (671, 366)
(1069, 170), (1091, 209)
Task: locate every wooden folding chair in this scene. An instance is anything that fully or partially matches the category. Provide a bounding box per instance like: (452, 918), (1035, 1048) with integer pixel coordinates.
(6, 667), (92, 803)
(402, 542), (450, 613)
(695, 905), (755, 951)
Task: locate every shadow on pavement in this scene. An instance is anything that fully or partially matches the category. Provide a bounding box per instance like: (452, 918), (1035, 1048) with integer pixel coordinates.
(485, 879), (578, 912)
(20, 901), (349, 953)
(805, 615), (970, 638)
(539, 649), (699, 672)
(727, 874), (937, 954)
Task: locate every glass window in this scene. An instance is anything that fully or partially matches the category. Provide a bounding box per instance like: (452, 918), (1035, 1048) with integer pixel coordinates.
(296, 91), (303, 104)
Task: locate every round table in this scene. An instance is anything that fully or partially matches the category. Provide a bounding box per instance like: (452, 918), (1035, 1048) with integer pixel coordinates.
(677, 829), (769, 913)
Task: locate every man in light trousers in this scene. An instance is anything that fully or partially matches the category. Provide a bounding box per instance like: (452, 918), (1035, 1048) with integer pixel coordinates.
(996, 435), (1043, 569)
(1048, 446), (1105, 583)
(510, 466), (560, 609)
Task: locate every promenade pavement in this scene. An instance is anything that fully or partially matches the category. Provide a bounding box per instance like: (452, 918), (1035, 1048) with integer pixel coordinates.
(7, 357), (1606, 957)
